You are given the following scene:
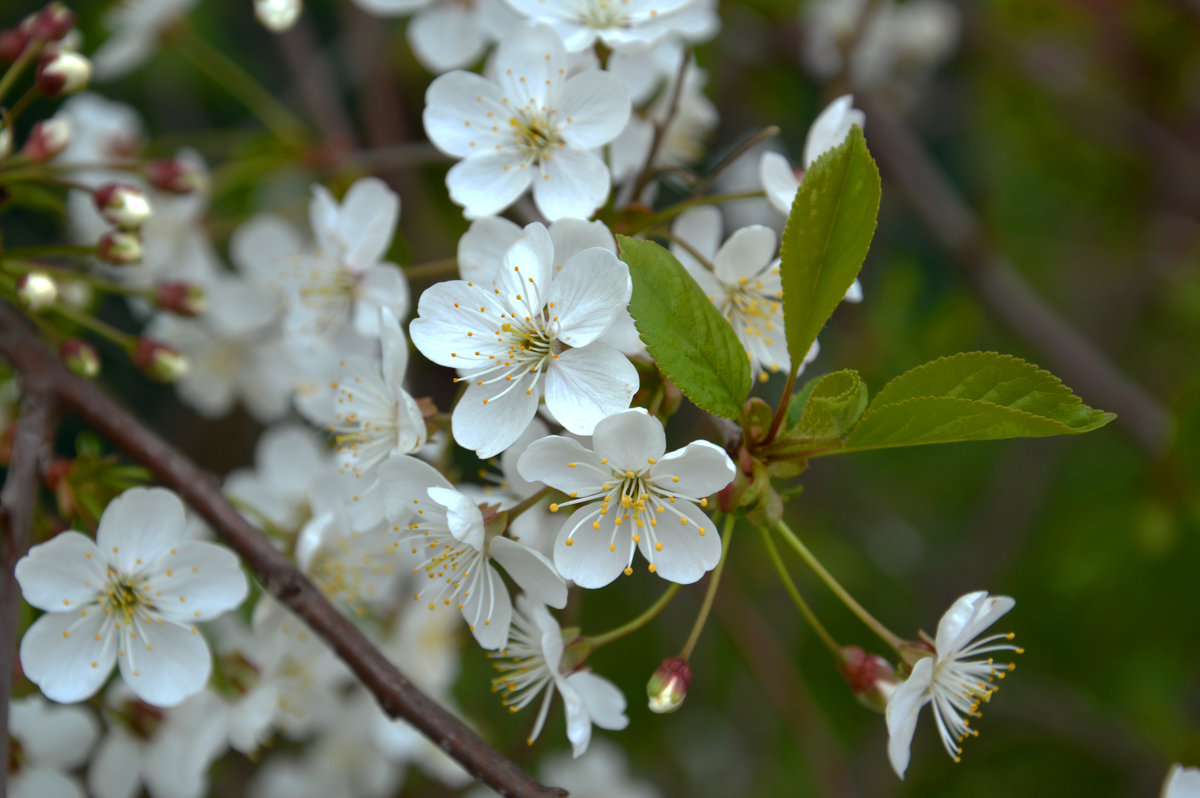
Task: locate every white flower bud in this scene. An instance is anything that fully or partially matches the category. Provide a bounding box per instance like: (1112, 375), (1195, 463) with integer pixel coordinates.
(94, 184), (152, 230)
(16, 272), (59, 311)
(96, 228), (143, 264)
(22, 113), (71, 163)
(0, 123), (11, 160)
(36, 50), (90, 97)
(255, 0), (302, 32)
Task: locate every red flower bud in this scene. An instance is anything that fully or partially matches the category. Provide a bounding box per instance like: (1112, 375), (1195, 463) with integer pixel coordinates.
(0, 29), (29, 63)
(21, 114), (70, 163)
(96, 229), (143, 264)
(59, 338), (100, 378)
(94, 183), (151, 230)
(16, 272), (58, 311)
(155, 282), (206, 317)
(36, 50), (90, 97)
(29, 3), (75, 42)
(132, 338), (188, 383)
(145, 158), (205, 195)
(647, 656), (692, 714)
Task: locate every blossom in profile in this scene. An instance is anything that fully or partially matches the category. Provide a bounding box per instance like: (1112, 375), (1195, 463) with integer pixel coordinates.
(410, 222), (636, 458)
(504, 0), (717, 53)
(491, 595), (628, 757)
(422, 23), (629, 220)
(16, 487), (249, 707)
(885, 591), (1022, 779)
(518, 408), (735, 588)
(378, 455), (567, 649)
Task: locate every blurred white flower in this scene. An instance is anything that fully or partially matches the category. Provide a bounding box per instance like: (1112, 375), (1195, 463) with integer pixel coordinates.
(7, 695), (99, 798)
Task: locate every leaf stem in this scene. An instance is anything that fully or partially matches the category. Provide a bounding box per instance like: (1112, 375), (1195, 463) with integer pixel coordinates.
(762, 364), (798, 445)
(583, 582), (681, 650)
(679, 513), (736, 659)
(759, 525), (843, 661)
(774, 519), (902, 652)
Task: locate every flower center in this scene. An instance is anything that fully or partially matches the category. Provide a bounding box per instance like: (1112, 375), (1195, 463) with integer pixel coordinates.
(510, 113), (562, 162)
(104, 570), (150, 625)
(581, 0), (629, 29)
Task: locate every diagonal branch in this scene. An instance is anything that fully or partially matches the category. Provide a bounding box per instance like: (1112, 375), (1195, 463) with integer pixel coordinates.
(0, 302), (564, 798)
(856, 93), (1172, 456)
(0, 385), (58, 798)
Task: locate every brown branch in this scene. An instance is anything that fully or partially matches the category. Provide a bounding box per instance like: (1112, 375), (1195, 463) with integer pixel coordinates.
(0, 303), (564, 798)
(856, 93), (1172, 456)
(0, 385), (58, 798)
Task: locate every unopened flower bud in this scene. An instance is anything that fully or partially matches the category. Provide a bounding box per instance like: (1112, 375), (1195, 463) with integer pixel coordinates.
(96, 228), (142, 265)
(36, 50), (90, 97)
(0, 29), (29, 63)
(647, 656), (692, 714)
(132, 338), (188, 383)
(59, 338), (100, 378)
(16, 272), (58, 311)
(145, 158), (205, 195)
(94, 183), (151, 230)
(29, 3), (76, 42)
(155, 281), (206, 317)
(255, 0), (302, 32)
(839, 646), (898, 713)
(0, 124), (11, 160)
(22, 113), (71, 163)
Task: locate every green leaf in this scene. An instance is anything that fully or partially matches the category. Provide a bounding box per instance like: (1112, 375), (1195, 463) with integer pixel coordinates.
(618, 235), (751, 420)
(779, 126), (881, 368)
(788, 369), (869, 439)
(834, 352), (1115, 453)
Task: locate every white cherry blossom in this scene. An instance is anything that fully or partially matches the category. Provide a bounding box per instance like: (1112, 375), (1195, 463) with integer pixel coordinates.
(422, 23), (630, 220)
(378, 455), (567, 649)
(491, 595), (628, 756)
(518, 408), (735, 588)
(15, 487), (249, 707)
(504, 0), (717, 53)
(92, 0), (198, 80)
(1163, 764), (1200, 798)
(671, 206), (818, 379)
(8, 695), (99, 798)
(885, 591), (1022, 779)
(410, 222), (637, 458)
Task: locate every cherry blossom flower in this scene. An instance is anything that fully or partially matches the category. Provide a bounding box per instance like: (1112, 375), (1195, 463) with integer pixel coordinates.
(670, 206), (818, 380)
(518, 408), (735, 588)
(422, 23), (630, 220)
(504, 0), (717, 53)
(16, 487), (249, 707)
(354, 0), (520, 73)
(378, 455), (567, 649)
(410, 222), (637, 458)
(491, 595), (628, 756)
(8, 695), (99, 798)
(885, 591), (1022, 779)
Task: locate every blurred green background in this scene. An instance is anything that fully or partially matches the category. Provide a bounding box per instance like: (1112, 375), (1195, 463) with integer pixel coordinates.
(4, 0), (1200, 796)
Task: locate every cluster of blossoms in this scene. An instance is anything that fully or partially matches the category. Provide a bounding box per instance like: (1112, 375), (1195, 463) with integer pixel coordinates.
(1, 0), (1134, 795)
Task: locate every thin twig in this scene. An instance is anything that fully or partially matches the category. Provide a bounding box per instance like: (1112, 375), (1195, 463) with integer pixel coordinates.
(623, 46), (693, 206)
(856, 93), (1172, 456)
(0, 387), (58, 798)
(0, 303), (563, 798)
(275, 14), (358, 157)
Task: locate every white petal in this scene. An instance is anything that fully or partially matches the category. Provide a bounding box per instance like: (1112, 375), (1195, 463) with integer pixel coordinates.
(377, 455), (454, 521)
(490, 536), (567, 608)
(20, 611), (116, 703)
(354, 264), (411, 336)
(548, 218), (616, 261)
(544, 345), (637, 435)
(338, 177), (401, 268)
(11, 769), (86, 798)
(670, 206), (722, 267)
(96, 488), (187, 575)
(651, 440), (735, 498)
(118, 619), (212, 707)
(935, 591), (1014, 657)
(409, 2), (486, 73)
(591, 408), (665, 470)
(559, 71), (630, 149)
(428, 486), (486, 550)
(447, 151), (535, 218)
(499, 222), (555, 303)
(517, 435), (606, 494)
(423, 71), (512, 157)
(567, 670), (628, 731)
(712, 225), (777, 284)
(639, 499), (721, 584)
(803, 94), (864, 168)
(452, 374), (541, 459)
(546, 247), (631, 348)
(88, 731), (142, 798)
(759, 151), (800, 216)
(534, 147), (610, 222)
(230, 214), (304, 287)
(492, 23), (565, 111)
(553, 505), (633, 589)
(141, 541), (248, 623)
(885, 656), (934, 780)
(10, 696), (99, 769)
(308, 183), (340, 254)
(410, 279), (506, 367)
(15, 532), (106, 612)
(458, 216), (521, 283)
(461, 563), (512, 649)
(380, 306), (409, 386)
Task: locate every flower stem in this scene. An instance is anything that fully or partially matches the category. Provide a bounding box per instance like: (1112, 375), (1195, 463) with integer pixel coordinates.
(169, 24), (308, 150)
(691, 125), (780, 198)
(631, 190), (766, 235)
(584, 582), (681, 650)
(679, 513), (736, 659)
(49, 303), (137, 351)
(502, 486), (551, 527)
(404, 257), (458, 281)
(0, 38), (41, 105)
(774, 519), (902, 652)
(759, 525), (842, 661)
(762, 364), (798, 446)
